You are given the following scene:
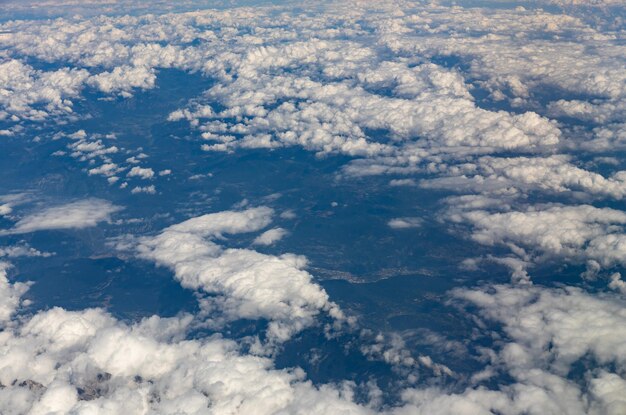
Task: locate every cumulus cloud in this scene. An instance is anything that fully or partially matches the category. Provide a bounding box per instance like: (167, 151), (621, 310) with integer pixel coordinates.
(0, 262), (30, 323)
(2, 199), (122, 235)
(130, 185), (156, 194)
(0, 243), (52, 258)
(87, 65), (156, 96)
(423, 155), (626, 200)
(125, 207), (345, 342)
(253, 227), (288, 246)
(0, 204), (12, 216)
(4, 262), (626, 414)
(388, 217), (423, 229)
(0, 59), (89, 121)
(88, 162), (123, 177)
(455, 283), (626, 381)
(0, 274), (370, 415)
(446, 203), (626, 269)
(127, 166), (155, 180)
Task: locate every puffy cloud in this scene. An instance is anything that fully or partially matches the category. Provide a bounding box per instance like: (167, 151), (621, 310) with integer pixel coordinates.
(0, 204), (12, 216)
(0, 59), (89, 121)
(401, 282), (626, 415)
(446, 204), (626, 268)
(0, 2), (625, 413)
(68, 137), (119, 161)
(388, 217), (423, 229)
(422, 155), (626, 200)
(127, 207), (344, 342)
(87, 65), (156, 96)
(389, 179), (416, 187)
(455, 283), (626, 375)
(0, 262), (30, 323)
(127, 166), (155, 180)
(185, 61), (560, 159)
(88, 162), (123, 177)
(4, 262), (626, 414)
(0, 193), (30, 218)
(0, 243), (52, 258)
(253, 227), (288, 246)
(55, 129), (164, 193)
(0, 284), (371, 415)
(130, 185), (156, 194)
(2, 199), (122, 235)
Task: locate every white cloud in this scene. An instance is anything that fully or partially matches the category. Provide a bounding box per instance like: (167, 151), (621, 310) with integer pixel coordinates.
(0, 275), (370, 415)
(88, 162), (123, 177)
(2, 199), (122, 235)
(0, 59), (89, 121)
(0, 204), (12, 216)
(388, 217), (423, 229)
(389, 179), (416, 187)
(127, 166), (155, 180)
(455, 283), (626, 375)
(422, 155), (626, 200)
(0, 262), (30, 323)
(87, 65), (156, 95)
(253, 227), (288, 246)
(125, 207), (345, 342)
(446, 203), (626, 269)
(130, 185), (156, 194)
(0, 243), (52, 258)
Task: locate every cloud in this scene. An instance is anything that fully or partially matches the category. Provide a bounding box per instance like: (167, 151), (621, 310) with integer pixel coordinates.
(455, 283), (626, 375)
(87, 65), (156, 96)
(0, 276), (370, 415)
(54, 129), (163, 193)
(388, 217), (423, 229)
(88, 162), (123, 177)
(0, 59), (89, 121)
(422, 155), (626, 200)
(2, 199), (122, 235)
(4, 258), (626, 414)
(253, 227), (288, 245)
(124, 207), (345, 342)
(130, 185), (156, 194)
(445, 203), (626, 271)
(127, 166), (155, 180)
(0, 263), (30, 323)
(0, 204), (12, 216)
(0, 243), (52, 258)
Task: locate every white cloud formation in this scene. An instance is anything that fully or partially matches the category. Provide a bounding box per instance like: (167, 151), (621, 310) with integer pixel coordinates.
(0, 204), (12, 216)
(0, 273), (372, 415)
(87, 65), (156, 96)
(388, 217), (423, 229)
(423, 155), (626, 200)
(127, 166), (155, 180)
(126, 207), (345, 342)
(2, 199), (122, 235)
(3, 260), (626, 414)
(0, 243), (52, 258)
(253, 227), (288, 246)
(130, 185), (156, 194)
(0, 59), (89, 121)
(0, 262), (30, 323)
(446, 204), (626, 269)
(88, 162), (123, 177)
